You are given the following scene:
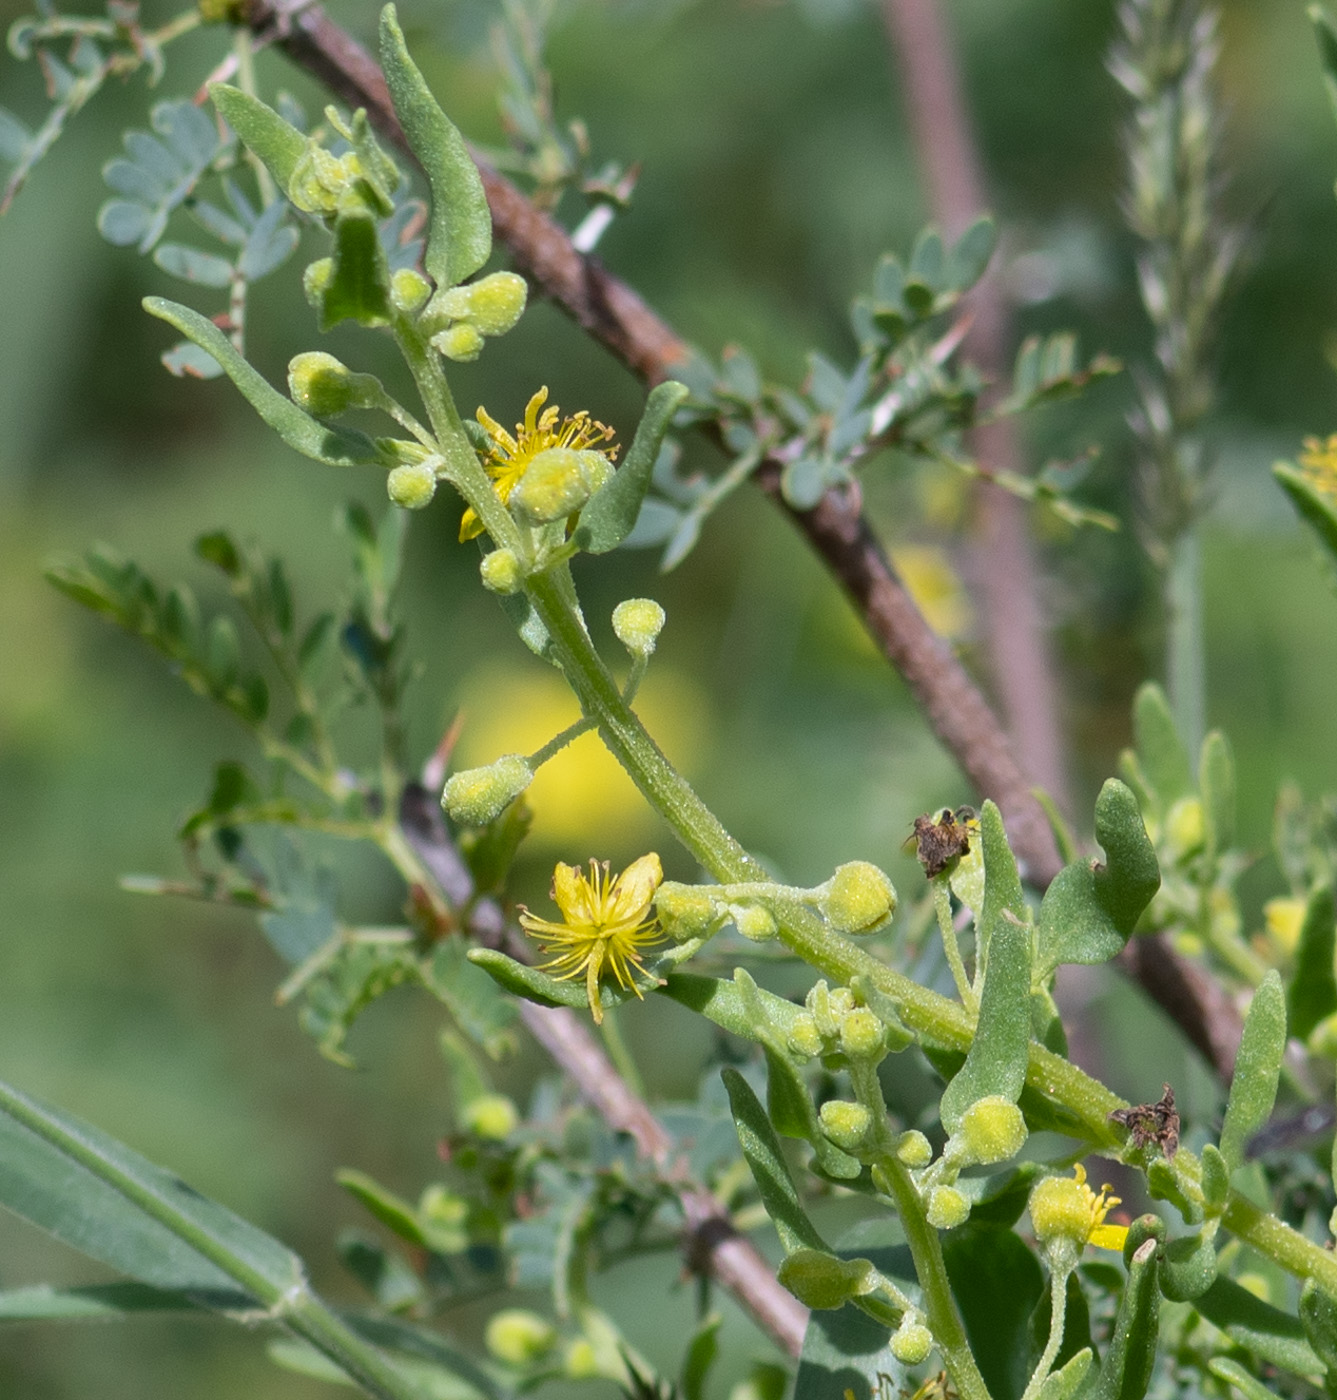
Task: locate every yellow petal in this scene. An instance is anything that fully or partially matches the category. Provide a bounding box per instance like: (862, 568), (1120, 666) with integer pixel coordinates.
(458, 507), (485, 542)
(1088, 1223), (1128, 1252)
(608, 853), (663, 922)
(551, 862), (589, 922)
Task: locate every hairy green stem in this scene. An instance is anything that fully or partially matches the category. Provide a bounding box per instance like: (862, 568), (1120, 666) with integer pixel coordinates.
(933, 876), (976, 1010)
(1020, 1264), (1070, 1400)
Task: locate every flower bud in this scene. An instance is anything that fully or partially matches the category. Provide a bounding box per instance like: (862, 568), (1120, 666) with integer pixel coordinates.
(787, 1013), (826, 1059)
(480, 548), (523, 595)
(954, 1096), (1027, 1166)
(732, 903), (777, 942)
(821, 861), (897, 934)
(839, 1008), (885, 1059)
(895, 1130), (932, 1168)
(1264, 896), (1305, 954)
(509, 448), (613, 526)
(417, 1184), (468, 1253)
(387, 461), (437, 509)
(890, 1319), (933, 1366)
(288, 144), (355, 215)
(432, 322), (485, 363)
(827, 986), (856, 1015)
(466, 271), (528, 335)
(391, 267), (432, 314)
(563, 1339), (600, 1379)
(461, 1092), (518, 1140)
(443, 755), (534, 826)
(1165, 796), (1205, 859)
(777, 1249), (875, 1310)
(485, 1309), (557, 1365)
(656, 883), (720, 940)
(612, 598), (666, 658)
(288, 351), (383, 417)
(926, 1186), (970, 1230)
(819, 1099), (872, 1152)
(1029, 1175), (1091, 1250)
(303, 256), (335, 306)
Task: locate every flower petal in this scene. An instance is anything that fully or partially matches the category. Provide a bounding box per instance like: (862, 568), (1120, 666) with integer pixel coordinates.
(608, 853), (663, 923)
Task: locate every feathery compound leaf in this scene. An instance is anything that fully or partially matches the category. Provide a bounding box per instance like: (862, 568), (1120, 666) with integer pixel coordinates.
(143, 298), (381, 467)
(379, 5), (491, 291)
(1219, 971), (1286, 1173)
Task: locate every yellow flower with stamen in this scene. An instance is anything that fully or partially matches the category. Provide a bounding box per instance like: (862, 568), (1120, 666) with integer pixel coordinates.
(460, 387), (618, 541)
(1299, 435), (1337, 499)
(1029, 1164), (1128, 1259)
(519, 854), (664, 1024)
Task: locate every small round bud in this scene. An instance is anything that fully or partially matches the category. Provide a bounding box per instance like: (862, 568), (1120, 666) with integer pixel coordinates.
(510, 448), (613, 525)
(443, 755), (534, 826)
(827, 986), (857, 1015)
(433, 322), (486, 363)
(926, 1186), (970, 1230)
(563, 1340), (600, 1379)
(732, 903), (778, 942)
(890, 1319), (933, 1366)
(289, 351), (378, 417)
(822, 861), (897, 934)
(1165, 796), (1205, 859)
(1264, 896), (1305, 954)
(895, 1130), (932, 1168)
(302, 256), (335, 306)
(839, 1008), (885, 1059)
(461, 1093), (518, 1141)
(465, 271), (529, 335)
(485, 1309), (557, 1366)
(391, 267), (432, 314)
(954, 1096), (1027, 1166)
(787, 1013), (826, 1059)
(387, 461), (438, 509)
(612, 598), (666, 658)
(819, 1099), (872, 1152)
(1029, 1175), (1091, 1249)
(1309, 1010), (1337, 1059)
(480, 548), (523, 595)
(417, 1184), (468, 1253)
(656, 883), (720, 941)
(777, 1249), (875, 1310)
(288, 144), (350, 215)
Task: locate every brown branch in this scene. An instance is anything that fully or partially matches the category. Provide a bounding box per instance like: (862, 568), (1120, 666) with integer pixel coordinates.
(248, 0), (1238, 1071)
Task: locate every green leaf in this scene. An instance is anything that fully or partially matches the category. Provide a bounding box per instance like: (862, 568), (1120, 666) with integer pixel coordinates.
(938, 906), (1031, 1133)
(1034, 1349), (1092, 1400)
(467, 948), (588, 1011)
(1086, 1236), (1159, 1400)
(1288, 885), (1337, 1042)
(1200, 729), (1236, 866)
(337, 1232), (425, 1313)
(574, 381), (690, 553)
(1160, 1231), (1217, 1302)
(1312, 6), (1337, 128)
(1131, 682), (1193, 809)
(1220, 971), (1287, 1173)
(977, 799), (1026, 971)
(1200, 1143), (1229, 1213)
(942, 1224), (1043, 1400)
(0, 1077), (303, 1310)
(1300, 1278), (1337, 1372)
(720, 1067), (826, 1255)
(1196, 1275), (1323, 1378)
(1036, 780), (1159, 977)
(1208, 1357), (1288, 1400)
(379, 5), (491, 291)
(208, 85), (306, 194)
(0, 1281), (199, 1322)
(658, 970), (811, 1049)
(337, 1169), (428, 1250)
(947, 215), (996, 291)
(317, 207), (391, 329)
(143, 299), (381, 467)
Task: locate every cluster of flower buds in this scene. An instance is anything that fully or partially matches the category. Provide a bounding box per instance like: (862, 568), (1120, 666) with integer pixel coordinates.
(789, 981), (891, 1069)
(421, 271), (528, 362)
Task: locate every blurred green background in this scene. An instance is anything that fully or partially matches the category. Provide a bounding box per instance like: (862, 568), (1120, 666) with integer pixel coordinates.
(3, 0), (1337, 1393)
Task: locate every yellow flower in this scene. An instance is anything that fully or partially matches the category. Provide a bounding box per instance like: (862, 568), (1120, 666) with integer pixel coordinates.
(1029, 1164), (1128, 1257)
(1264, 896), (1306, 955)
(1299, 435), (1337, 499)
(461, 387), (617, 541)
(519, 854), (664, 1024)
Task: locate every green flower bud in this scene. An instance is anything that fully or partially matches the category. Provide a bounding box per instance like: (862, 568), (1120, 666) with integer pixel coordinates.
(818, 1099), (872, 1152)
(432, 322), (486, 363)
(732, 902), (778, 942)
(953, 1095), (1028, 1166)
(480, 548), (523, 595)
(563, 1339), (600, 1379)
(890, 1319), (933, 1366)
(461, 1092), (518, 1141)
(464, 271), (528, 335)
(655, 883), (720, 940)
(288, 143), (353, 215)
(787, 1013), (826, 1059)
(303, 256), (335, 306)
(443, 755), (534, 826)
(387, 461), (437, 510)
(612, 598), (666, 658)
(390, 267), (432, 314)
(827, 986), (856, 1016)
(288, 351), (382, 417)
(417, 1184), (468, 1252)
(509, 448), (613, 526)
(821, 861), (897, 934)
(838, 1008), (885, 1059)
(806, 981), (837, 1038)
(777, 1249), (875, 1310)
(485, 1309), (557, 1365)
(926, 1186), (970, 1230)
(1165, 796), (1205, 859)
(1309, 1010), (1337, 1059)
(895, 1130), (932, 1168)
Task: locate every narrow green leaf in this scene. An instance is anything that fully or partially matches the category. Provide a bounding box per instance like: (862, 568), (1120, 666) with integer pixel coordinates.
(977, 799), (1026, 970)
(1200, 1143), (1229, 1212)
(681, 1313), (721, 1400)
(1034, 1349), (1091, 1400)
(1301, 1278), (1337, 1372)
(939, 908), (1031, 1133)
(1220, 971), (1287, 1173)
(574, 381), (689, 553)
(1132, 681), (1193, 809)
(720, 1067), (826, 1255)
(317, 208), (391, 329)
(208, 85), (306, 193)
(0, 1281), (198, 1322)
(1208, 1357), (1289, 1400)
(947, 215), (996, 291)
(1160, 1231), (1217, 1302)
(337, 1170), (427, 1250)
(143, 299), (381, 467)
(1288, 885), (1337, 1042)
(1200, 729), (1236, 865)
(379, 5), (491, 291)
(1197, 1275), (1324, 1377)
(941, 1224), (1043, 1400)
(658, 970), (809, 1046)
(1087, 1236), (1159, 1400)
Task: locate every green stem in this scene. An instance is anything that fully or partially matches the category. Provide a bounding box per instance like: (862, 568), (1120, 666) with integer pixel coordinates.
(1166, 514), (1204, 759)
(933, 876), (976, 1009)
(1020, 1265), (1070, 1400)
(598, 1008), (646, 1098)
(232, 30), (276, 208)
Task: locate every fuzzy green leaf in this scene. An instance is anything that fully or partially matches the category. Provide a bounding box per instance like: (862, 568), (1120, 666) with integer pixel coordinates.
(143, 298), (381, 467)
(1288, 885), (1337, 1042)
(208, 85), (306, 194)
(1132, 682), (1193, 809)
(1197, 1275), (1324, 1378)
(1208, 1357), (1288, 1400)
(379, 5), (491, 291)
(316, 207), (391, 328)
(466, 948), (584, 1010)
(1219, 971), (1286, 1173)
(942, 1225), (1043, 1400)
(1160, 1231), (1217, 1302)
(1300, 1278), (1337, 1372)
(977, 799), (1026, 970)
(1200, 729), (1236, 865)
(0, 1282), (198, 1322)
(1087, 1236), (1159, 1400)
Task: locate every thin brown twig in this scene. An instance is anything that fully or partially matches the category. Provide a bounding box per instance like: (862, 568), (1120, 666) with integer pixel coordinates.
(244, 0), (1239, 1071)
